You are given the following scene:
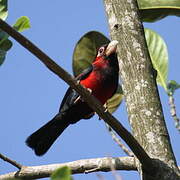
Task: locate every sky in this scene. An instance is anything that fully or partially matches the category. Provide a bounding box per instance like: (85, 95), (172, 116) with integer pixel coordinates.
(0, 1), (179, 180)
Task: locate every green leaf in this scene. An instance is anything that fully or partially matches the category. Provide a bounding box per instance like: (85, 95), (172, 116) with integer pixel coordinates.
(0, 38), (12, 51)
(73, 31), (110, 76)
(0, 49), (6, 65)
(0, 30), (12, 65)
(106, 85), (123, 113)
(73, 31), (123, 113)
(0, 40), (12, 65)
(145, 28), (168, 91)
(0, 0), (8, 20)
(0, 16), (30, 66)
(51, 166), (72, 180)
(13, 16), (31, 32)
(138, 0), (180, 22)
(167, 80), (180, 96)
(0, 29), (8, 44)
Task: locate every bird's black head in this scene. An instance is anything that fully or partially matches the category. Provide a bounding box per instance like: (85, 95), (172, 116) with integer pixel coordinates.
(96, 40), (118, 59)
(94, 41), (119, 71)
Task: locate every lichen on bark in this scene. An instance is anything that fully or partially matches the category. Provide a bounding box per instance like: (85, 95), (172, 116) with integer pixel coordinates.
(103, 0), (179, 179)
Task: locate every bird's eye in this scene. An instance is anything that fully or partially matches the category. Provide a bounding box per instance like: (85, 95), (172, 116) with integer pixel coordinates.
(97, 47), (105, 56)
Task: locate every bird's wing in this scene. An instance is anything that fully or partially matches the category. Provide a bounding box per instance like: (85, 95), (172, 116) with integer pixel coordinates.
(75, 65), (93, 81)
(59, 65), (93, 112)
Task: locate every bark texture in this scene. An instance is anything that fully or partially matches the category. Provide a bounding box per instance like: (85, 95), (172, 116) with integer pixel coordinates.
(103, 0), (179, 179)
(0, 157), (136, 180)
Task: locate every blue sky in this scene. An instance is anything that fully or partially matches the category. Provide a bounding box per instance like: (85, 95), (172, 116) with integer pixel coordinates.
(0, 1), (179, 180)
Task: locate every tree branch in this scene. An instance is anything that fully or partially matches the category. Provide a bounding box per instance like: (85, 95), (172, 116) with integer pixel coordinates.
(0, 19), (154, 172)
(168, 95), (180, 133)
(0, 156), (136, 179)
(103, 0), (180, 179)
(0, 153), (23, 170)
(105, 123), (134, 157)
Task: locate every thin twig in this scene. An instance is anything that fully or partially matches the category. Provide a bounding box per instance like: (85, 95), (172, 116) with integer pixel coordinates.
(105, 123), (134, 157)
(169, 95), (180, 133)
(0, 19), (154, 173)
(0, 153), (22, 169)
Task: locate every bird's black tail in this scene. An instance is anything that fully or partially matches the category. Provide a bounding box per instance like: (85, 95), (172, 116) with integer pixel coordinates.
(26, 113), (70, 156)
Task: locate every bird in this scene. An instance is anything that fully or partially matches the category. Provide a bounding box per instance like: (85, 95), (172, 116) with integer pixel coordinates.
(26, 40), (119, 156)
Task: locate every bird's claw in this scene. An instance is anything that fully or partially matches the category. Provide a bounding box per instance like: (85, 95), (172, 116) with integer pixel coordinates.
(87, 88), (92, 94)
(104, 103), (108, 112)
(98, 104), (108, 120)
(74, 88), (92, 104)
(74, 96), (81, 104)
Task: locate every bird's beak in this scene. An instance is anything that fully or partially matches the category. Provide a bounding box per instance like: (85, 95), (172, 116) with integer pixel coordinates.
(105, 40), (118, 56)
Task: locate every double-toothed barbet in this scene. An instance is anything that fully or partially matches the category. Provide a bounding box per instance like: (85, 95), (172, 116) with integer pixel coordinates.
(26, 40), (119, 156)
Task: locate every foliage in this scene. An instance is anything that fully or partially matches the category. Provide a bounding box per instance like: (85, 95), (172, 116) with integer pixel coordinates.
(0, 0), (7, 20)
(144, 28), (168, 91)
(0, 30), (12, 65)
(73, 31), (110, 77)
(0, 1), (30, 65)
(167, 80), (180, 96)
(51, 166), (72, 180)
(138, 0), (180, 22)
(13, 16), (31, 32)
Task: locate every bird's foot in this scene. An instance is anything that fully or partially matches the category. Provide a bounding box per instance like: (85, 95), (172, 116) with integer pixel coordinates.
(74, 88), (92, 104)
(74, 87), (92, 104)
(86, 88), (92, 94)
(74, 96), (81, 104)
(98, 103), (108, 120)
(104, 103), (108, 113)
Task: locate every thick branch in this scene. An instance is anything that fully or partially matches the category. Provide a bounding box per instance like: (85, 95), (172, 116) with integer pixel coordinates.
(0, 156), (136, 179)
(0, 19), (154, 172)
(103, 0), (179, 179)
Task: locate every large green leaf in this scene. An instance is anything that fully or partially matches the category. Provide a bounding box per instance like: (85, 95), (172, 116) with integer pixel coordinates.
(13, 16), (31, 32)
(73, 31), (110, 76)
(51, 166), (72, 180)
(106, 85), (123, 113)
(138, 0), (180, 22)
(73, 31), (123, 113)
(145, 28), (168, 90)
(0, 0), (8, 20)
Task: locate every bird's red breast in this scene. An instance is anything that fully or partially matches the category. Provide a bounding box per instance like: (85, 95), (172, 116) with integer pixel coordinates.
(80, 55), (118, 105)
